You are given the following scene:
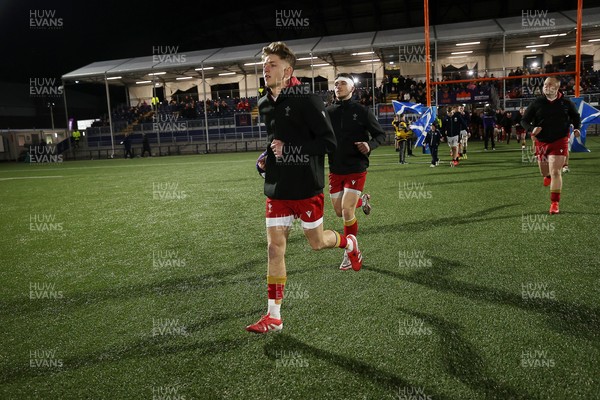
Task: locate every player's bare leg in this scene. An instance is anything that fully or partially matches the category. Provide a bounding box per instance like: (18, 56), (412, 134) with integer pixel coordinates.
(548, 155), (566, 214)
(562, 152), (570, 173)
(341, 190), (360, 235)
(332, 190), (360, 269)
(267, 226), (289, 280)
(538, 154), (550, 187)
(304, 222), (363, 271)
(451, 145), (459, 166)
(246, 226), (289, 333)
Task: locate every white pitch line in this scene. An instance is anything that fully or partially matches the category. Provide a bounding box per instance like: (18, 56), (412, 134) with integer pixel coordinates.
(0, 176), (64, 181)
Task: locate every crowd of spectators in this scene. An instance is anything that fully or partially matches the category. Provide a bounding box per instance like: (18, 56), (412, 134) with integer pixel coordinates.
(89, 62), (599, 129)
(92, 96), (257, 127)
(380, 60), (600, 104)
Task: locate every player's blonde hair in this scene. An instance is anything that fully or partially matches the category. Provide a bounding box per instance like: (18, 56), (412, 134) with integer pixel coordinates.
(261, 42), (296, 69)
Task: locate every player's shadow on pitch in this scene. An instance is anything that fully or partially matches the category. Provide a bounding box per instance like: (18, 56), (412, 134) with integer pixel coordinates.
(368, 257), (600, 342)
(263, 333), (454, 400)
(8, 258), (321, 315)
(395, 307), (541, 400)
(0, 307), (262, 385)
(362, 204), (520, 235)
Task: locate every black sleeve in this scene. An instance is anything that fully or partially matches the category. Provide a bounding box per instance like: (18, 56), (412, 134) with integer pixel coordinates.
(365, 107), (387, 151)
(521, 102), (538, 131)
(299, 95), (337, 155)
(459, 114), (468, 130)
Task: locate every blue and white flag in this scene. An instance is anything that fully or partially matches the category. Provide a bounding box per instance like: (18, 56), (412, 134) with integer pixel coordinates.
(392, 101), (429, 116)
(569, 97), (598, 153)
(392, 101), (437, 148)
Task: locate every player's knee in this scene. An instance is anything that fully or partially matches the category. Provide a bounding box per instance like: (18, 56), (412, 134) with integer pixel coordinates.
(550, 169), (561, 178)
(341, 207), (354, 221)
(267, 241), (285, 259)
(334, 207), (343, 218)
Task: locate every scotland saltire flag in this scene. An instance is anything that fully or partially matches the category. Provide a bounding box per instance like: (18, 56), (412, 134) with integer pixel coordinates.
(569, 98), (598, 152)
(392, 101), (437, 148)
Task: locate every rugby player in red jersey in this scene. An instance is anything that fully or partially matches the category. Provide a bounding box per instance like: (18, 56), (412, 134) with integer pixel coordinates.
(246, 42), (363, 334)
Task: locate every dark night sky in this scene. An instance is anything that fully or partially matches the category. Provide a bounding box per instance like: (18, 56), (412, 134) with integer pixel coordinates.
(0, 0), (590, 128)
(1, 0), (587, 86)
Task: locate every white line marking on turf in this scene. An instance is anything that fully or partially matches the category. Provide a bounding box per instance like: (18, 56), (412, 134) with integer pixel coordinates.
(0, 159), (252, 173)
(0, 176), (64, 181)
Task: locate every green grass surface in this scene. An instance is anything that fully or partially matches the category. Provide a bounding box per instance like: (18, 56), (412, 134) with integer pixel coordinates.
(1, 137), (599, 399)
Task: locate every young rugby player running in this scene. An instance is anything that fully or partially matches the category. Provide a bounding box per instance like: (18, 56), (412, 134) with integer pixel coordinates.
(246, 42), (363, 334)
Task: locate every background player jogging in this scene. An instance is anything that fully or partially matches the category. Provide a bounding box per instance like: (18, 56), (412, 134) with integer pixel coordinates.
(326, 73), (386, 270)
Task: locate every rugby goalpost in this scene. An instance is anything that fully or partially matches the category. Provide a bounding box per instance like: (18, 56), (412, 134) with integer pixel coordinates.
(422, 0), (585, 108)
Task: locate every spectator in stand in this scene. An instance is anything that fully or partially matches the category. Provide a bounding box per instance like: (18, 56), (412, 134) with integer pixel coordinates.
(558, 57), (567, 72)
(392, 76), (399, 93)
(236, 100), (246, 111)
(544, 61), (554, 74)
(220, 100), (229, 114)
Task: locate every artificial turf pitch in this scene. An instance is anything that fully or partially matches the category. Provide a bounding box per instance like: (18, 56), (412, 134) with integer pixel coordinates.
(1, 137), (599, 399)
